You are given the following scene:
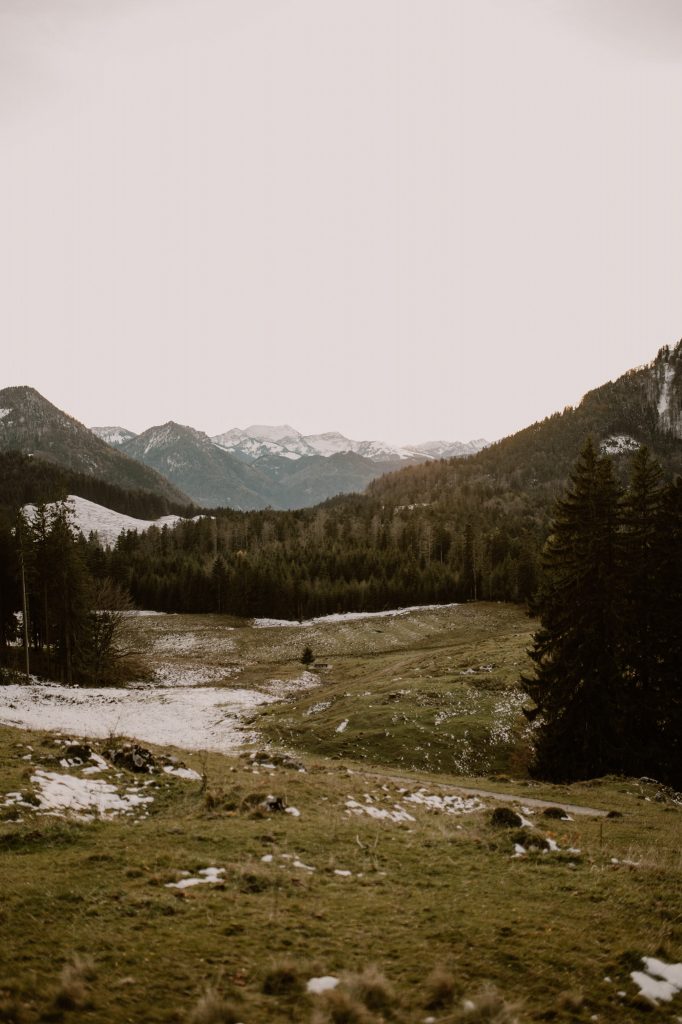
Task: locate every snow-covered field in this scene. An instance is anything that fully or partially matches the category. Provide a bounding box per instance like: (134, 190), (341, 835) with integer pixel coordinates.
(24, 494), (201, 548)
(0, 682), (278, 753)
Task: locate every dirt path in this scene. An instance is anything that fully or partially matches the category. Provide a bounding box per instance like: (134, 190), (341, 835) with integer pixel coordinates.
(362, 768), (609, 817)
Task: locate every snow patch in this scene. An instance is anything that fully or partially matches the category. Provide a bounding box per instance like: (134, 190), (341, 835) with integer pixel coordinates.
(30, 770), (153, 818)
(253, 603), (459, 628)
(631, 957), (682, 1004)
(403, 789), (484, 815)
(23, 495), (201, 549)
(345, 797), (415, 823)
(0, 682), (277, 753)
(165, 867), (225, 889)
(658, 362), (676, 419)
(600, 435), (640, 456)
(163, 765), (202, 781)
(336, 719), (349, 733)
(307, 977), (339, 995)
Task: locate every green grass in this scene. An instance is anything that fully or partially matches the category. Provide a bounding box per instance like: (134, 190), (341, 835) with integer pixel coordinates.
(1, 725), (681, 1023)
(2, 604), (681, 1022)
(125, 602), (537, 776)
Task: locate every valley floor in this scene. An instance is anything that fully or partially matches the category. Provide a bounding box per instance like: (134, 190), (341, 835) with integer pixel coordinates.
(1, 603), (680, 1023)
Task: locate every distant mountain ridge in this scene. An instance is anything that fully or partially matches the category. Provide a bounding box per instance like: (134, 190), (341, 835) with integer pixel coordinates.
(91, 420), (488, 510)
(368, 341), (682, 509)
(95, 421), (488, 465)
(0, 386), (191, 506)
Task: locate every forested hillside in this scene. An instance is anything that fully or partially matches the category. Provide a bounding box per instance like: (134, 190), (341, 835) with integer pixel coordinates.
(0, 386), (190, 505)
(1, 344), (680, 621)
(0, 452), (196, 526)
(79, 343), (681, 618)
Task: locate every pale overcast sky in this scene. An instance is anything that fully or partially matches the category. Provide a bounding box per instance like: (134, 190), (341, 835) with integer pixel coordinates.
(2, 1), (682, 444)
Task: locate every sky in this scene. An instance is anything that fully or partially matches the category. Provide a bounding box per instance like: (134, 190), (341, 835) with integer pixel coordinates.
(2, 0), (682, 445)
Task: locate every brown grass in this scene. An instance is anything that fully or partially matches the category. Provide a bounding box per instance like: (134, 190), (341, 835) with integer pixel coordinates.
(310, 989), (376, 1024)
(424, 964), (458, 1009)
(456, 985), (521, 1023)
(53, 955), (96, 1011)
(186, 986), (242, 1024)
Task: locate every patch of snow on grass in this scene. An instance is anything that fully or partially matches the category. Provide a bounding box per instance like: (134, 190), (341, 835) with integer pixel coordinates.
(262, 671), (321, 696)
(336, 719), (349, 733)
(345, 797), (415, 823)
(631, 957), (682, 1004)
(163, 765), (201, 781)
(253, 603), (459, 628)
(151, 663), (232, 687)
(306, 701), (332, 716)
(307, 977), (339, 995)
(31, 770), (153, 818)
(403, 789), (484, 815)
(0, 681), (277, 753)
(166, 867), (225, 889)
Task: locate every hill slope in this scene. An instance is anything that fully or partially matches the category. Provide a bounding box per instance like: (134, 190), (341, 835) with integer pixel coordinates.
(0, 387), (190, 505)
(368, 341), (682, 507)
(121, 422), (281, 510)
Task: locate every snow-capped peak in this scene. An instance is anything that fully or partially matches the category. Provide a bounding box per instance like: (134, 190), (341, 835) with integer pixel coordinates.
(210, 424), (489, 464)
(90, 426), (137, 447)
(245, 424), (302, 444)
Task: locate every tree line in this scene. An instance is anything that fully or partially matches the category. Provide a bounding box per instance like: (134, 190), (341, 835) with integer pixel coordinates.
(0, 502), (131, 685)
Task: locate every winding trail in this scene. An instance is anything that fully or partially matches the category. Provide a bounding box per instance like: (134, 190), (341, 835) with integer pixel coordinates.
(362, 769), (609, 817)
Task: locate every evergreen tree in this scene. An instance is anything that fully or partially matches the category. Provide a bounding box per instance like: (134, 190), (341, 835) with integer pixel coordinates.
(618, 447), (667, 777)
(523, 441), (623, 781)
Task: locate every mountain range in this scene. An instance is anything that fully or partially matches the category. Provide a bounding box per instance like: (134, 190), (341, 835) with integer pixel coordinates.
(2, 341), (680, 521)
(0, 386), (189, 506)
(89, 422), (488, 509)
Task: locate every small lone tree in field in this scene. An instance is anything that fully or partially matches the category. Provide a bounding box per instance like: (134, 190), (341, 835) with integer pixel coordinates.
(300, 645), (314, 668)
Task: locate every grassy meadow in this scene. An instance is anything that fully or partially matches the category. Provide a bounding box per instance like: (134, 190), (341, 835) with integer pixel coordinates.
(1, 603), (681, 1023)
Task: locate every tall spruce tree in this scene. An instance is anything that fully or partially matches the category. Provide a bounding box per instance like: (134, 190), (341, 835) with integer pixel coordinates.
(523, 440), (623, 781)
(618, 447), (667, 777)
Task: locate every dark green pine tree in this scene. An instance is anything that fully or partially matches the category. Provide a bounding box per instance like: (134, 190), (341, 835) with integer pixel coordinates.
(653, 477), (682, 786)
(523, 440), (623, 781)
(617, 447), (667, 778)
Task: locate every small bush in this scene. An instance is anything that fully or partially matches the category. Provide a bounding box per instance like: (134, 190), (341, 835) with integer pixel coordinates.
(457, 985), (520, 1023)
(53, 955), (96, 1011)
(490, 807), (522, 828)
(262, 958), (304, 997)
(424, 964), (457, 1009)
(310, 989), (375, 1024)
(187, 986), (242, 1024)
(344, 966), (395, 1014)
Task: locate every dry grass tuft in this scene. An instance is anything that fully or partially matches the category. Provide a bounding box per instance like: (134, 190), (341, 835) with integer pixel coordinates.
(310, 988), (376, 1024)
(0, 992), (25, 1023)
(343, 965), (396, 1015)
(456, 985), (520, 1023)
(262, 958), (304, 997)
(424, 964), (458, 1009)
(53, 955), (96, 1011)
(186, 985), (242, 1024)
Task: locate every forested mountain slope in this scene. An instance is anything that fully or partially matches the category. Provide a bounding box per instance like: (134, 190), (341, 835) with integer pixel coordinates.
(368, 342), (682, 507)
(0, 387), (190, 505)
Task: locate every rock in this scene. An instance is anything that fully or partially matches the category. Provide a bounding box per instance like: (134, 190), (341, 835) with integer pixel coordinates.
(510, 828), (550, 852)
(542, 806), (569, 820)
(64, 743), (92, 763)
(490, 806), (523, 828)
(104, 744), (155, 773)
(248, 750), (305, 771)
